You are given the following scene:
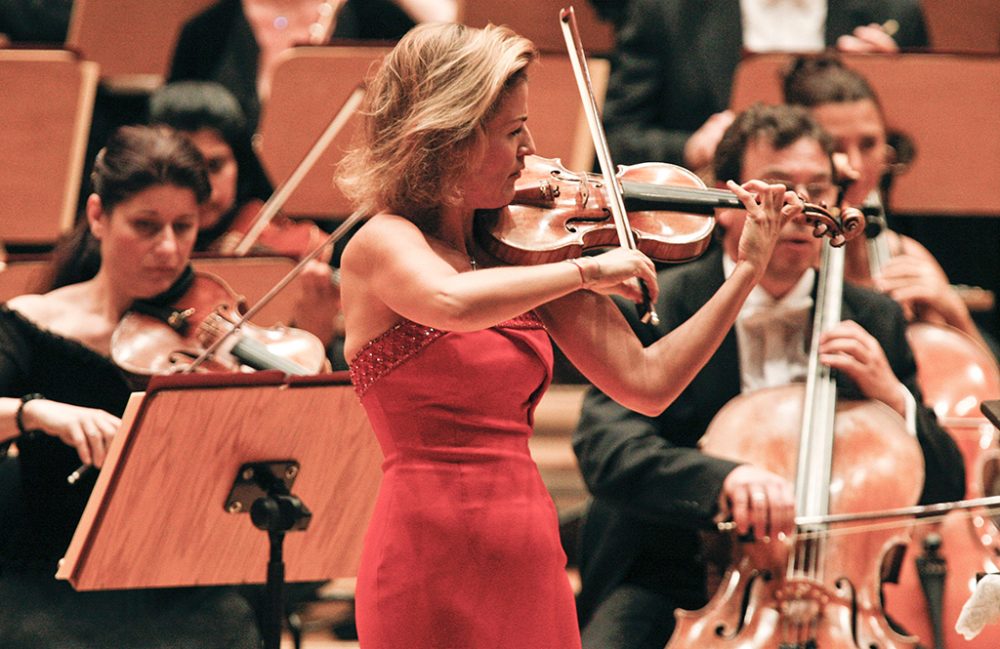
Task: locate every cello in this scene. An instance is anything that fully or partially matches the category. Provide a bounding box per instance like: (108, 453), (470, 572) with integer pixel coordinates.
(673, 242), (924, 649)
(858, 192), (1000, 649)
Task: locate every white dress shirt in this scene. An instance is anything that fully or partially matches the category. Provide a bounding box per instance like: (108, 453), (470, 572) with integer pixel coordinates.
(722, 254), (917, 433)
(740, 0), (827, 53)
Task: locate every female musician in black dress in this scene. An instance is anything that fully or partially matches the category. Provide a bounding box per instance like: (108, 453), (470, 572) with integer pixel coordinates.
(0, 126), (260, 648)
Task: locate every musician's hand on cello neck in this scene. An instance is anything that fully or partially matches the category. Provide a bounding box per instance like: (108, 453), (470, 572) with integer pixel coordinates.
(818, 320), (910, 419)
(718, 464), (795, 541)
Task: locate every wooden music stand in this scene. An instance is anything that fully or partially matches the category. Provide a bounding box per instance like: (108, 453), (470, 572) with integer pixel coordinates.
(729, 52), (1000, 217)
(256, 47), (609, 219)
(56, 371), (382, 648)
(66, 0), (215, 90)
(0, 50), (97, 247)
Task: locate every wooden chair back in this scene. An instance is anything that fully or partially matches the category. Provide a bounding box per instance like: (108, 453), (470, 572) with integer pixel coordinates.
(457, 0), (614, 55)
(0, 50), (98, 246)
(923, 0), (1000, 53)
(66, 0), (215, 88)
(730, 53), (1000, 216)
(0, 255), (305, 327)
(256, 47), (608, 218)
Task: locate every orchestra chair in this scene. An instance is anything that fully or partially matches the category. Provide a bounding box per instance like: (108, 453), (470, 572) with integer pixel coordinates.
(255, 47), (609, 219)
(65, 0), (215, 90)
(922, 0), (1000, 54)
(0, 258), (48, 303)
(0, 50), (98, 248)
(729, 52), (1000, 218)
(0, 255), (306, 329)
(457, 0), (614, 55)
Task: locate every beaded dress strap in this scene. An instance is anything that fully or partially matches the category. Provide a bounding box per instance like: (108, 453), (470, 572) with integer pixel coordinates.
(348, 313), (545, 397)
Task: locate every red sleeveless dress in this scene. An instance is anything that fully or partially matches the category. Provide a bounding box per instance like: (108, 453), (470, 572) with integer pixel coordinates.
(349, 314), (581, 649)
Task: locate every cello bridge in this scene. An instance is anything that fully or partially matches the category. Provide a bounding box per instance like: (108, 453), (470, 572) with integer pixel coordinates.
(775, 580), (830, 624)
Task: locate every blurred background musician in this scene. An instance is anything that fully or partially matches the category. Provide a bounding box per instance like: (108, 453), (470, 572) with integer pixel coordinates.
(782, 53), (1000, 361)
(572, 103), (965, 649)
(0, 126), (260, 648)
(168, 0), (457, 134)
(0, 0), (73, 43)
(600, 0), (928, 171)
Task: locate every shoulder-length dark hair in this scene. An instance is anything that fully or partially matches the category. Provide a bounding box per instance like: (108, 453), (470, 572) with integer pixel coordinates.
(41, 126), (210, 291)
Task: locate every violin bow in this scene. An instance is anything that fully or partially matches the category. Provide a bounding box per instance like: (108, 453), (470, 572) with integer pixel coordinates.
(559, 6), (659, 325)
(717, 493), (1000, 542)
(232, 84), (366, 256)
(185, 207), (365, 372)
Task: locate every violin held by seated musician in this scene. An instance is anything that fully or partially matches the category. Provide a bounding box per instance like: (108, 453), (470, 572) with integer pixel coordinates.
(110, 267), (328, 379)
(0, 125), (262, 648)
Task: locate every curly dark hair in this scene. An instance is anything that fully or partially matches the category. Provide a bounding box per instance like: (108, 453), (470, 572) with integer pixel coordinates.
(713, 103), (834, 185)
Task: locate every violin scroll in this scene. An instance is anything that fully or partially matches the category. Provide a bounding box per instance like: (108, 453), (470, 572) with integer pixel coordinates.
(801, 203), (865, 248)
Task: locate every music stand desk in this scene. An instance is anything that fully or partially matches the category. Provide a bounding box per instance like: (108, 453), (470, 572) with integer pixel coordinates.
(57, 371), (382, 591)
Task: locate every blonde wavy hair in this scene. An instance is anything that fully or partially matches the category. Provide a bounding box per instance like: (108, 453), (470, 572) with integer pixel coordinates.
(337, 23), (537, 229)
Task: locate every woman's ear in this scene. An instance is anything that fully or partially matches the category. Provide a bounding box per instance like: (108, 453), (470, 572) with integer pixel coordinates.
(85, 194), (105, 240)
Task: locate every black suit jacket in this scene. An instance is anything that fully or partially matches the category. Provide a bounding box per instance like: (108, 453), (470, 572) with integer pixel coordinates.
(572, 247), (965, 625)
(603, 0), (929, 166)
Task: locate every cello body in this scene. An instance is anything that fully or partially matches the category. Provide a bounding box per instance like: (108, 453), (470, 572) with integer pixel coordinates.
(855, 208), (1000, 649)
(881, 323), (1000, 649)
(672, 385), (923, 649)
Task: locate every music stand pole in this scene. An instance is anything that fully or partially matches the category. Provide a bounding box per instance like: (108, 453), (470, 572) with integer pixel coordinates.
(231, 460), (314, 649)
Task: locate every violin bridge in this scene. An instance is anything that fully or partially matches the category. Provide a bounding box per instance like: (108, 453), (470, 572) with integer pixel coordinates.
(167, 307), (196, 333)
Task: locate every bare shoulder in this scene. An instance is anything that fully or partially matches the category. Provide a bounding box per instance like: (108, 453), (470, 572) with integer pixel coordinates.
(341, 212), (427, 272)
(7, 292), (64, 325)
(6, 285), (91, 330)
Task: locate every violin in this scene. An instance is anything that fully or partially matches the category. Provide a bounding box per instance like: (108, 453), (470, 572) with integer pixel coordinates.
(110, 267), (327, 379)
(210, 198), (330, 261)
(476, 155), (863, 267)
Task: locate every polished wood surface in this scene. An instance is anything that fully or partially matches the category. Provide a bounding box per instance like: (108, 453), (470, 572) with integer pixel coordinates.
(923, 0), (1000, 54)
(66, 0), (215, 88)
(730, 52), (1000, 217)
(0, 256), (309, 328)
(0, 51), (97, 245)
(58, 373), (382, 589)
(458, 0), (614, 54)
(256, 46), (389, 219)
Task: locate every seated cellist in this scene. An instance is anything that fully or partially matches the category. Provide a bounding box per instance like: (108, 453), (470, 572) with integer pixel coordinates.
(572, 103), (966, 649)
(781, 54), (999, 361)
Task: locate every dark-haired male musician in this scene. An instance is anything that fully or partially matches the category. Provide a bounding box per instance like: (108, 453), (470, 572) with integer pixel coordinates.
(573, 103), (965, 649)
